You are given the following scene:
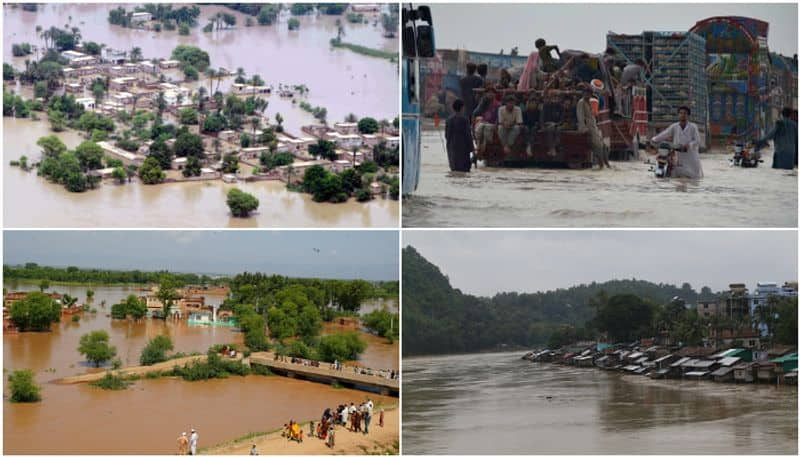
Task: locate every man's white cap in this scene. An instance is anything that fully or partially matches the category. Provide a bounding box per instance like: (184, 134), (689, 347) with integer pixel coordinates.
(191, 428), (196, 432)
(182, 432), (187, 436)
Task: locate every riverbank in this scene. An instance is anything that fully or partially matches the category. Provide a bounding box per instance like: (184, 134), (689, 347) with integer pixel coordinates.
(204, 405), (398, 455)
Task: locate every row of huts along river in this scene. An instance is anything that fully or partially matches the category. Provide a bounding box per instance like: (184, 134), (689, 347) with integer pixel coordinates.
(523, 343), (798, 386)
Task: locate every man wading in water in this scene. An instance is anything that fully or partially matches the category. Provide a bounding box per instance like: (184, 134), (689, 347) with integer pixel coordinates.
(445, 99), (474, 172)
(177, 432), (188, 455)
(649, 106), (704, 179)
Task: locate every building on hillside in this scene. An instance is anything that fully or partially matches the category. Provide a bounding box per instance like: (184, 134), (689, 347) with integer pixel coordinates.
(750, 281), (798, 336)
(721, 283), (751, 320)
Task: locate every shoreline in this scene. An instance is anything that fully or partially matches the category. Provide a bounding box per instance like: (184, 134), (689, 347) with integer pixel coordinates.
(203, 404), (398, 455)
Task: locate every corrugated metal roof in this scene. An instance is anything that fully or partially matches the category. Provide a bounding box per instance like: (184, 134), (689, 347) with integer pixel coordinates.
(671, 357), (691, 367)
(654, 354), (673, 363)
(771, 353), (798, 363)
(719, 356), (741, 367)
(711, 366), (735, 376)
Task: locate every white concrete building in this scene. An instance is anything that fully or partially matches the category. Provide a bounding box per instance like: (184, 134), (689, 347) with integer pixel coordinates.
(75, 97), (96, 110)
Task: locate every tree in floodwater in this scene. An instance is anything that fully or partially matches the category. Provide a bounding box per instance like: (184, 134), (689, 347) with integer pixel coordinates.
(78, 330), (117, 367)
(140, 335), (174, 365)
(9, 291), (61, 331)
(8, 369), (41, 403)
(156, 276), (180, 318)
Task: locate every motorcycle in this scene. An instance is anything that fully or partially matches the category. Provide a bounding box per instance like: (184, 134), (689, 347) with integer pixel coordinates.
(729, 142), (762, 168)
(638, 141), (680, 178)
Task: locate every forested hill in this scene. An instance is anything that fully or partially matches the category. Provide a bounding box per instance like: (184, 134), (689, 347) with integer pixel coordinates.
(402, 246), (719, 357)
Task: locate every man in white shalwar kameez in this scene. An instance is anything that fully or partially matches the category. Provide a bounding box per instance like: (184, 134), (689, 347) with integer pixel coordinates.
(650, 106), (704, 179)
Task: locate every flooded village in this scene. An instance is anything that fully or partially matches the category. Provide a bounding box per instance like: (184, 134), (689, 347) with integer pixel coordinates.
(3, 232), (399, 454)
(3, 3), (400, 227)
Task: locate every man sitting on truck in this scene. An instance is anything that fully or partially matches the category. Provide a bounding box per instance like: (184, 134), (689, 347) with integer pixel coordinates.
(523, 95), (540, 153)
(649, 106), (704, 179)
(536, 38), (561, 73)
(576, 88), (609, 169)
(473, 88), (501, 154)
(497, 95), (523, 155)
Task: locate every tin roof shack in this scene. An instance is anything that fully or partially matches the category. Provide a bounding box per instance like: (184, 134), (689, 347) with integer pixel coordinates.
(690, 16), (772, 141)
(734, 362), (757, 383)
(756, 362), (778, 383)
(772, 353), (798, 374)
(607, 31), (708, 141)
(711, 348), (753, 362)
(711, 366), (735, 382)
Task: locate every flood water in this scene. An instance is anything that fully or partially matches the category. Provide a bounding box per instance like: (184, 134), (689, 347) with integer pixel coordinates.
(403, 128), (798, 228)
(4, 118), (399, 228)
(3, 4), (399, 228)
(3, 283), (396, 454)
(403, 351), (798, 454)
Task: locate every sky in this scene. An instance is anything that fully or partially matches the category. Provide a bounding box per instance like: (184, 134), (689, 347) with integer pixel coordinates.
(404, 231), (798, 296)
(430, 2), (798, 56)
(3, 231), (399, 281)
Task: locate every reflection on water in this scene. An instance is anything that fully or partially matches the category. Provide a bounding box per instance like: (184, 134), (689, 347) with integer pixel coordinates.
(3, 3), (399, 228)
(4, 118), (399, 227)
(402, 351), (798, 454)
(403, 129), (798, 227)
(3, 283), (396, 454)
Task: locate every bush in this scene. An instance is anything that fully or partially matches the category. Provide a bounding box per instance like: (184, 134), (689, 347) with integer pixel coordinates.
(355, 188), (372, 202)
(171, 350), (250, 381)
(90, 372), (131, 390)
(78, 330), (117, 367)
(288, 18), (300, 30)
(317, 332), (367, 362)
(140, 335), (174, 365)
(71, 314), (81, 323)
(226, 188), (259, 217)
(139, 157), (165, 184)
(8, 370), (41, 402)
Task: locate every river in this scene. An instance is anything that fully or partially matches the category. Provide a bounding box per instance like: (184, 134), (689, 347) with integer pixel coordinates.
(402, 351), (798, 454)
(403, 128), (798, 227)
(3, 283), (397, 454)
(3, 3), (399, 228)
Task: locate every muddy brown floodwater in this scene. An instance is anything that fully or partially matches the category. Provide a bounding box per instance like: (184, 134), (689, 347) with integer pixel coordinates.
(3, 4), (399, 228)
(402, 351), (798, 455)
(403, 128), (798, 228)
(3, 283), (396, 454)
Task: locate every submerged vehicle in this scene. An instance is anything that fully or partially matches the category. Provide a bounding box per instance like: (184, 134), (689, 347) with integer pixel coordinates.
(730, 142), (762, 167)
(649, 142), (678, 178)
(401, 4), (435, 195)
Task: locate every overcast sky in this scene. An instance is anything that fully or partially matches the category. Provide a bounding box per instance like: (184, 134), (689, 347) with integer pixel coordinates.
(4, 231), (399, 281)
(404, 231), (798, 296)
(430, 3), (797, 56)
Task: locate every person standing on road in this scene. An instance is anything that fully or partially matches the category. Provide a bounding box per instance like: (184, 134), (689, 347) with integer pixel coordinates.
(177, 432), (189, 455)
(189, 429), (198, 456)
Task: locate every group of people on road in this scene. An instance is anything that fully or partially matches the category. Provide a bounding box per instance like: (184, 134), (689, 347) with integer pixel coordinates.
(176, 428), (199, 455)
(281, 399), (384, 450)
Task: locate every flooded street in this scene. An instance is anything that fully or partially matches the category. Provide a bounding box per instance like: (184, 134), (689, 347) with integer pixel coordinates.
(3, 283), (396, 454)
(403, 352), (798, 454)
(3, 4), (399, 228)
(403, 128), (798, 227)
(4, 118), (398, 228)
